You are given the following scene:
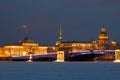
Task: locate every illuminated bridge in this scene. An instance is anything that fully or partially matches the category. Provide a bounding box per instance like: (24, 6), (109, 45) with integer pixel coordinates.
(68, 50), (115, 57)
(12, 50), (115, 61)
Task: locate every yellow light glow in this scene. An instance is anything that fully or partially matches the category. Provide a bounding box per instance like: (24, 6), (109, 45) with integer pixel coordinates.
(22, 43), (38, 46)
(23, 52), (27, 55)
(4, 46), (23, 48)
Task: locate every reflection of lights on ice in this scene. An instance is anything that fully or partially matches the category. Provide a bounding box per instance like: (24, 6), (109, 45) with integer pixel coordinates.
(113, 59), (120, 63)
(54, 60), (64, 62)
(27, 54), (33, 62)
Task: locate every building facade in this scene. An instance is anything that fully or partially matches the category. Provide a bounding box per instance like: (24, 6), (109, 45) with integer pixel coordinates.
(56, 25), (119, 52)
(0, 25), (119, 58)
(0, 37), (48, 57)
(55, 25), (98, 52)
(60, 41), (98, 52)
(97, 26), (118, 50)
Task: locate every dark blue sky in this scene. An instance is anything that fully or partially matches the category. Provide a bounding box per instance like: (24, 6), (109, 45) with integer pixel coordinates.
(0, 0), (120, 45)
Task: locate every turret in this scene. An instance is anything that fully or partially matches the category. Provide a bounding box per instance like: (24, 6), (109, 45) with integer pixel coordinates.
(101, 26), (105, 32)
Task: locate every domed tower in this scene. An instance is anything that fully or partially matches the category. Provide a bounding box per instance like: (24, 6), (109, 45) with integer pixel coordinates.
(98, 26), (109, 45)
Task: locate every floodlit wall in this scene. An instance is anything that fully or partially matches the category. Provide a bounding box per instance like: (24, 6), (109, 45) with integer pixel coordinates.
(0, 48), (8, 57)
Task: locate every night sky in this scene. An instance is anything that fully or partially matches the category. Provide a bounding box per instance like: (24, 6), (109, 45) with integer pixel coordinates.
(0, 0), (120, 46)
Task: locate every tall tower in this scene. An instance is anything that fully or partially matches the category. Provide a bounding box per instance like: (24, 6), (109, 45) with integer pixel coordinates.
(59, 24), (63, 42)
(98, 26), (109, 45)
(56, 24), (63, 46)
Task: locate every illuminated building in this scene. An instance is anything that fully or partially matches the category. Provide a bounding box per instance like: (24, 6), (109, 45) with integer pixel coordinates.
(47, 46), (57, 53)
(55, 25), (119, 52)
(98, 26), (109, 45)
(0, 24), (119, 58)
(97, 26), (118, 50)
(55, 25), (98, 52)
(0, 37), (47, 57)
(61, 41), (98, 52)
(0, 48), (6, 57)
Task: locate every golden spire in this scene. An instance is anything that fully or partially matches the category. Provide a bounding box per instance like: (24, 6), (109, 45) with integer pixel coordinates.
(101, 25), (105, 32)
(59, 24), (63, 41)
(56, 24), (63, 46)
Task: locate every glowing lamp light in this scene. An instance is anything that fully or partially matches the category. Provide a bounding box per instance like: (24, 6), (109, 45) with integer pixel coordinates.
(23, 52), (27, 55)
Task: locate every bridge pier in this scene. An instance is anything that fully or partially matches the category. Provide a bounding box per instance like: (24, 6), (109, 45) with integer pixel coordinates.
(114, 49), (120, 62)
(56, 50), (65, 62)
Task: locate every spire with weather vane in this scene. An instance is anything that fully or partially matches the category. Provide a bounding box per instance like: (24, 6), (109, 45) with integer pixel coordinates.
(59, 24), (63, 42)
(56, 24), (63, 46)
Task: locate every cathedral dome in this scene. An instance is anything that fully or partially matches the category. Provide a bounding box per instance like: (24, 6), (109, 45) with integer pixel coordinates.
(98, 26), (109, 39)
(98, 31), (109, 39)
(98, 26), (109, 45)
